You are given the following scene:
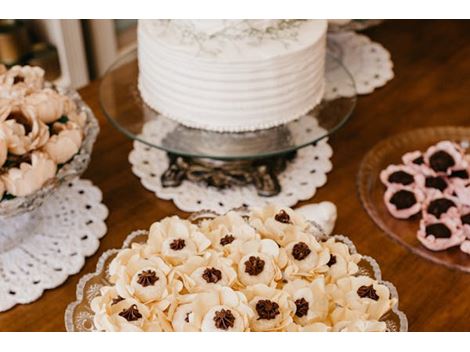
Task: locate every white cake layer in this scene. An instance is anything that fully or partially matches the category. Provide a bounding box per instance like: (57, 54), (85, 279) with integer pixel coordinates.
(138, 19), (327, 132)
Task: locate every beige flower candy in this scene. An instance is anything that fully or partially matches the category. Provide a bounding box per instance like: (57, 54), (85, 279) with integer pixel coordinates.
(145, 216), (211, 265)
(23, 88), (64, 124)
(0, 132), (7, 167)
(283, 278), (329, 325)
(1, 105), (49, 155)
(1, 65), (44, 94)
(174, 251), (237, 292)
(321, 238), (362, 282)
(43, 122), (82, 164)
(283, 232), (331, 279)
(236, 238), (285, 287)
(333, 319), (387, 332)
(286, 322), (331, 332)
(62, 95), (87, 128)
(249, 204), (310, 246)
(327, 276), (396, 322)
(1, 151), (57, 197)
(171, 286), (254, 332)
(243, 284), (295, 331)
(91, 286), (170, 332)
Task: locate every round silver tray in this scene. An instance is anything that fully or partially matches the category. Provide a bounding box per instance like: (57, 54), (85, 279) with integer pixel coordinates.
(65, 210), (408, 332)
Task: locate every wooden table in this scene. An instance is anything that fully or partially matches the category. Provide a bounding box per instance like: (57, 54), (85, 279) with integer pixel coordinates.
(1, 20), (469, 332)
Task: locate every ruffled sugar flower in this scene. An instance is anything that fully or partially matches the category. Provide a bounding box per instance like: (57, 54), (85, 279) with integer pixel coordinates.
(1, 151), (56, 197)
(145, 216), (211, 265)
(422, 192), (460, 222)
(235, 238), (285, 287)
(0, 65), (44, 97)
(328, 276), (396, 322)
(110, 247), (182, 310)
(249, 204), (310, 246)
(200, 210), (259, 256)
(174, 251), (237, 292)
(417, 217), (465, 251)
(243, 284), (295, 332)
(384, 185), (425, 219)
(284, 278), (329, 325)
(62, 95), (87, 129)
(23, 88), (64, 124)
(424, 140), (467, 175)
(321, 238), (361, 281)
(1, 105), (49, 155)
(42, 121), (83, 164)
(91, 286), (170, 332)
(333, 319), (387, 332)
(380, 164), (418, 187)
(286, 322), (331, 332)
(0, 132), (7, 167)
(171, 286), (254, 332)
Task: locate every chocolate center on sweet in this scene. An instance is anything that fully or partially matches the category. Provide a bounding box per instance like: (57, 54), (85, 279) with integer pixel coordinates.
(170, 238), (185, 251)
(387, 171), (414, 185)
(13, 76), (25, 84)
(137, 270), (159, 287)
(244, 256), (265, 276)
(292, 242), (311, 261)
(389, 190), (417, 210)
(220, 234), (235, 246)
(425, 223), (452, 238)
(429, 150), (455, 172)
(213, 309), (235, 330)
(357, 285), (379, 301)
(294, 298), (309, 318)
(413, 156), (424, 165)
(461, 214), (470, 225)
(327, 254), (337, 267)
(256, 299), (280, 320)
(7, 111), (33, 134)
(111, 296), (125, 305)
(184, 312), (191, 323)
(450, 169), (469, 179)
(118, 304), (142, 321)
(425, 176), (448, 192)
(274, 210), (291, 224)
(426, 198), (456, 219)
(202, 267), (222, 283)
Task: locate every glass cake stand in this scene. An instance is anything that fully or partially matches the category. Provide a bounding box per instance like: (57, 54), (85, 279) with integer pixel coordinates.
(100, 48), (356, 196)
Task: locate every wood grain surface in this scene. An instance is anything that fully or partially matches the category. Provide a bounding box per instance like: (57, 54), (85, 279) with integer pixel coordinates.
(0, 19), (469, 331)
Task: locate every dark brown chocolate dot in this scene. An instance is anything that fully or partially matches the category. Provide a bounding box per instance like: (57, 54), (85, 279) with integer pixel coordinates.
(118, 304), (142, 322)
(256, 299), (280, 320)
(136, 270), (159, 287)
(461, 214), (470, 225)
(357, 285), (379, 301)
(389, 190), (417, 210)
(426, 198), (456, 219)
(425, 176), (448, 192)
(327, 254), (337, 267)
(213, 309), (235, 330)
(413, 156), (424, 165)
(429, 151), (455, 172)
(220, 234), (235, 246)
(425, 223), (452, 238)
(202, 267), (222, 284)
(184, 312), (191, 323)
(111, 296), (125, 305)
(291, 242), (311, 261)
(294, 298), (309, 318)
(274, 210), (291, 224)
(13, 76), (25, 84)
(387, 171), (414, 185)
(450, 169), (469, 179)
(170, 238), (185, 251)
(244, 256), (265, 276)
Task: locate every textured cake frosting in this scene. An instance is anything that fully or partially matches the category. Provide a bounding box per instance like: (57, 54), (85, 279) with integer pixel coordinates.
(138, 20), (327, 132)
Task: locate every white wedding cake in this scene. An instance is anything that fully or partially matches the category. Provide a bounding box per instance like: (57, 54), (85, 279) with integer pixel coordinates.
(138, 20), (327, 132)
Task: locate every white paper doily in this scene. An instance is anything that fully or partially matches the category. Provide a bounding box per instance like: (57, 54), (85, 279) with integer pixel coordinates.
(0, 178), (109, 312)
(130, 136), (332, 213)
(326, 31), (394, 96)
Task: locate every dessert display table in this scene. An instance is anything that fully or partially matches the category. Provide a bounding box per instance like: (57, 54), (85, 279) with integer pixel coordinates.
(0, 20), (469, 331)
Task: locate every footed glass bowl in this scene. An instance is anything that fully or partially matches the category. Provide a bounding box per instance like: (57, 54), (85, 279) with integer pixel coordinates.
(65, 211), (408, 332)
(0, 89), (99, 218)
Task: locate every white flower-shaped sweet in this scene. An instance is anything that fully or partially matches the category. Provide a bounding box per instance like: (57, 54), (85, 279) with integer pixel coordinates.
(91, 286), (168, 332)
(43, 121), (82, 164)
(145, 216), (211, 265)
(283, 232), (330, 279)
(243, 284), (295, 332)
(333, 319), (387, 332)
(174, 251), (237, 292)
(235, 238), (285, 287)
(283, 278), (329, 325)
(321, 238), (361, 281)
(171, 286), (254, 332)
(249, 204), (310, 246)
(0, 65), (44, 97)
(62, 96), (87, 128)
(327, 276), (396, 321)
(286, 322), (331, 332)
(1, 151), (56, 197)
(0, 131), (7, 167)
(200, 211), (259, 257)
(23, 88), (64, 124)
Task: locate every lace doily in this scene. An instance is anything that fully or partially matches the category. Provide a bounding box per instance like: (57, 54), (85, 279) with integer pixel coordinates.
(130, 137), (332, 213)
(0, 178), (108, 312)
(326, 31), (394, 97)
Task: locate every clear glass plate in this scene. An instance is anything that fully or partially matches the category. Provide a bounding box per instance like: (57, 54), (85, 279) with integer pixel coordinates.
(99, 49), (356, 160)
(358, 126), (470, 273)
(65, 210), (408, 332)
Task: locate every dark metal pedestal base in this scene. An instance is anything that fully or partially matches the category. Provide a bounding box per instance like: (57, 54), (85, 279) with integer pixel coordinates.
(161, 152), (297, 197)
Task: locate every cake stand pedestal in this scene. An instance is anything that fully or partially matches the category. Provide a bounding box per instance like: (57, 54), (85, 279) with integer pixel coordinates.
(100, 49), (356, 204)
